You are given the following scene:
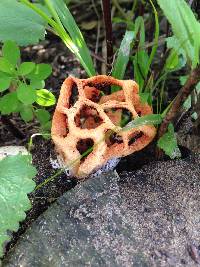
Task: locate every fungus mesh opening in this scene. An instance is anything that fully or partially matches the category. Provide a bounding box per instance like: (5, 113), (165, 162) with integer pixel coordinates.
(87, 82), (112, 95)
(69, 83), (79, 107)
(128, 131), (143, 146)
(74, 105), (103, 129)
(104, 108), (133, 127)
(105, 130), (123, 147)
(76, 138), (94, 162)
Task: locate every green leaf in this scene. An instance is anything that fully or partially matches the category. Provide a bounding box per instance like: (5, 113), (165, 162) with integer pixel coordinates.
(2, 41), (20, 66)
(122, 114), (162, 131)
(0, 92), (20, 115)
(0, 77), (12, 92)
(18, 62), (36, 76)
(0, 155), (36, 258)
(179, 75), (188, 86)
(36, 89), (56, 106)
(0, 58), (15, 74)
(157, 123), (181, 159)
(35, 109), (51, 124)
(0, 0), (46, 45)
(30, 79), (45, 89)
(139, 92), (151, 104)
(41, 120), (52, 133)
(20, 105), (34, 122)
(112, 30), (134, 92)
(157, 0), (200, 67)
(27, 64), (52, 80)
(17, 84), (37, 105)
(165, 50), (179, 70)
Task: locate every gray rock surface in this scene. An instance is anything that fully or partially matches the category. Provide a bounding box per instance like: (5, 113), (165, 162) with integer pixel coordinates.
(3, 155), (200, 267)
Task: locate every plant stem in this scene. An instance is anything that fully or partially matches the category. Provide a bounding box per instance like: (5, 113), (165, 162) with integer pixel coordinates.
(156, 65), (200, 159)
(102, 0), (113, 71)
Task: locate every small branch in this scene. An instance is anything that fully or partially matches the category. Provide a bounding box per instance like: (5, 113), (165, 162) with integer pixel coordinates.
(156, 65), (200, 159)
(102, 0), (113, 71)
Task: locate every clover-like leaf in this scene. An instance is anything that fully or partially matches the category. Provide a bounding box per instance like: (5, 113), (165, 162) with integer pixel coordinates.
(18, 62), (36, 76)
(0, 155), (37, 258)
(0, 92), (20, 115)
(36, 89), (56, 106)
(0, 77), (12, 92)
(17, 84), (37, 105)
(27, 64), (52, 80)
(0, 58), (15, 74)
(20, 105), (34, 122)
(35, 109), (50, 125)
(2, 41), (20, 66)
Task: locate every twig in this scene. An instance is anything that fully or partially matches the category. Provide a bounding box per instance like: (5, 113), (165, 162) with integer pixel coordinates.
(102, 0), (113, 71)
(90, 51), (107, 64)
(156, 65), (200, 159)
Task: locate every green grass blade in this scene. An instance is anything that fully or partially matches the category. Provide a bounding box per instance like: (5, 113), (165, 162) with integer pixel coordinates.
(111, 30), (134, 92)
(147, 0), (159, 72)
(50, 0), (95, 76)
(122, 114), (162, 131)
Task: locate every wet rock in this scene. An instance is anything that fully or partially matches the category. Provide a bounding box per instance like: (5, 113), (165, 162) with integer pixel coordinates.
(3, 155), (200, 267)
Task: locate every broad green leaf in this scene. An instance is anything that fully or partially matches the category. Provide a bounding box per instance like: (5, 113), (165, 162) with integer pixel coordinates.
(165, 50), (179, 70)
(2, 41), (20, 66)
(112, 30), (134, 92)
(0, 92), (19, 115)
(122, 114), (162, 131)
(157, 0), (200, 67)
(0, 58), (15, 74)
(35, 109), (51, 124)
(0, 0), (46, 45)
(17, 84), (37, 105)
(0, 155), (36, 258)
(36, 89), (56, 106)
(49, 0), (95, 76)
(18, 62), (36, 76)
(157, 123), (181, 159)
(166, 36), (186, 59)
(0, 77), (12, 92)
(20, 105), (34, 122)
(27, 64), (52, 80)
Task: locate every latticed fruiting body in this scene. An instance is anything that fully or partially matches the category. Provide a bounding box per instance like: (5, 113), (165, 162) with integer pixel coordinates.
(51, 75), (156, 178)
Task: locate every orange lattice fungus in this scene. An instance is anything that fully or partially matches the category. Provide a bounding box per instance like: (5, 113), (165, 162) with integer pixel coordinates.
(51, 75), (156, 178)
